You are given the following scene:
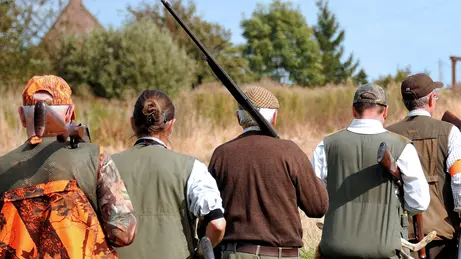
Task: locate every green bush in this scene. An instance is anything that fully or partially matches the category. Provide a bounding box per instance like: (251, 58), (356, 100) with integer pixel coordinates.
(56, 18), (195, 99)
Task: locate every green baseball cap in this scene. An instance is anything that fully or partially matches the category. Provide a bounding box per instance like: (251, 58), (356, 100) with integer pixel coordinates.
(353, 83), (387, 106)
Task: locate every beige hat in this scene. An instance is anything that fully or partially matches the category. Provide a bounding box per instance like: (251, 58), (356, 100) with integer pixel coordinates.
(238, 86), (279, 128)
(239, 86), (280, 110)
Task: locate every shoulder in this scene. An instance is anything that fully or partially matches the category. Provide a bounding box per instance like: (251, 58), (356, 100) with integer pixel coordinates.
(384, 130), (411, 144)
(323, 128), (347, 142)
(385, 119), (405, 130)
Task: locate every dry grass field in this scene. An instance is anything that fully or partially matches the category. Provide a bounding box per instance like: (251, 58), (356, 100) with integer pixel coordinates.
(2, 80), (460, 257)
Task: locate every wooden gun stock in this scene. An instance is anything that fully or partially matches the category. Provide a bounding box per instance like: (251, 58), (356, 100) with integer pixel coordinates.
(442, 110), (461, 130)
(34, 100), (91, 148)
(377, 142), (427, 258)
(377, 142), (402, 186)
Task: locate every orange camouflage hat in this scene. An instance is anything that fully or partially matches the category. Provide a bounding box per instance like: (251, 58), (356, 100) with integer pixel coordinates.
(22, 75), (74, 106)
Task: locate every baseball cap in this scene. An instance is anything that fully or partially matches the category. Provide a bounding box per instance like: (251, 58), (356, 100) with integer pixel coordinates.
(22, 75), (74, 106)
(239, 86), (280, 109)
(353, 83), (387, 106)
(401, 73), (443, 101)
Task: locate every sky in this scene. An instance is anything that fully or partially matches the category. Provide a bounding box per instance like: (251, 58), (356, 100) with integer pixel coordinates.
(79, 0), (461, 86)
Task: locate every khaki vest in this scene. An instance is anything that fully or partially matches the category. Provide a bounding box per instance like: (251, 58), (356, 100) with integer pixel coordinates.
(112, 143), (197, 259)
(0, 137), (116, 258)
(320, 129), (408, 258)
(387, 115), (459, 240)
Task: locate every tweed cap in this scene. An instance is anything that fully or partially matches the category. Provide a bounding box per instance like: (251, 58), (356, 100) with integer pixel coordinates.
(353, 83), (387, 106)
(239, 86), (280, 109)
(22, 75), (73, 106)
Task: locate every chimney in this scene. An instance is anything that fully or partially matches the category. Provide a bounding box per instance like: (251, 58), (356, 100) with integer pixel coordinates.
(69, 0), (82, 6)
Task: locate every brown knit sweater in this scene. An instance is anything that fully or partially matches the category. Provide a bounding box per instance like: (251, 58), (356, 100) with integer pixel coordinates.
(208, 131), (329, 247)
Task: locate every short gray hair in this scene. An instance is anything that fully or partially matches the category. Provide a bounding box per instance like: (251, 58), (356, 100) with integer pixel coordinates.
(403, 92), (431, 111)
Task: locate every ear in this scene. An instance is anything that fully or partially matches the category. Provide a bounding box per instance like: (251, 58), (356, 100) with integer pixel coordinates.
(18, 106), (26, 128)
(130, 116), (136, 134)
(352, 105), (358, 118)
(271, 111), (278, 126)
(428, 94), (436, 108)
(64, 104), (75, 123)
(382, 106), (388, 120)
(166, 118), (176, 135)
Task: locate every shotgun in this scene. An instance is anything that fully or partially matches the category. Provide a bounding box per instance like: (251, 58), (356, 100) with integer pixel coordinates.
(34, 100), (91, 148)
(159, 0), (279, 139)
(442, 110), (461, 130)
(377, 142), (426, 258)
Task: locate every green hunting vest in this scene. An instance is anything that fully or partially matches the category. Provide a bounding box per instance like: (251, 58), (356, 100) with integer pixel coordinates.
(112, 142), (197, 259)
(0, 137), (100, 210)
(387, 115), (460, 240)
(319, 129), (409, 258)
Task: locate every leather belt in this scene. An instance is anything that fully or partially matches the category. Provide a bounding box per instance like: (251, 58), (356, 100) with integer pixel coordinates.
(222, 243), (299, 257)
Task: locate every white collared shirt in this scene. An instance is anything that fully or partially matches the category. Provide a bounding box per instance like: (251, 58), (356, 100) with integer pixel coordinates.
(311, 119), (430, 214)
(137, 137), (224, 217)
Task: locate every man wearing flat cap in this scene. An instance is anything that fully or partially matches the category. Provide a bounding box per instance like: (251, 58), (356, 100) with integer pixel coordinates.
(0, 75), (136, 258)
(387, 73), (461, 258)
(312, 83), (430, 258)
(208, 86), (329, 259)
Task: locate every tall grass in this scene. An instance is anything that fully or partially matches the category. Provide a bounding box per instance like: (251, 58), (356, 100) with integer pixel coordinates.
(1, 80), (460, 253)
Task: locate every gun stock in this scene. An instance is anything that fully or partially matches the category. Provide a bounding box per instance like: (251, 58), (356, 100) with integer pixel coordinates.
(442, 110), (461, 130)
(377, 142), (426, 258)
(34, 100), (91, 148)
(195, 236), (215, 259)
(377, 142), (402, 186)
(160, 0), (279, 139)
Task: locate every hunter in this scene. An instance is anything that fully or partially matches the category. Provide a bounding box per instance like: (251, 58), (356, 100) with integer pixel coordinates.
(312, 83), (430, 258)
(0, 75), (136, 258)
(387, 73), (461, 259)
(112, 89), (226, 259)
(208, 86), (329, 259)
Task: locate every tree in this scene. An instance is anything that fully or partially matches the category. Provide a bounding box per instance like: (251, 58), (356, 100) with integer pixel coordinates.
(374, 66), (412, 88)
(0, 0), (63, 84)
(313, 0), (362, 85)
(56, 19), (195, 99)
(126, 0), (254, 87)
(241, 1), (324, 87)
(353, 69), (369, 86)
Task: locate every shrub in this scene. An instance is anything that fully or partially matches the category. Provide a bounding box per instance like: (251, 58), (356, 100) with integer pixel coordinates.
(56, 18), (195, 99)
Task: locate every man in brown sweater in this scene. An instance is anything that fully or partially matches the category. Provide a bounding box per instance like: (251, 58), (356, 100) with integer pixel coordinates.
(208, 86), (329, 259)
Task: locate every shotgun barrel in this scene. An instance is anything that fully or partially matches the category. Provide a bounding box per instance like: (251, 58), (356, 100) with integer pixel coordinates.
(159, 0), (279, 138)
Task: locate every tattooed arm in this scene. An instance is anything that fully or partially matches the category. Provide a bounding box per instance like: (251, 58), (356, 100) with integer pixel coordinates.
(97, 148), (137, 247)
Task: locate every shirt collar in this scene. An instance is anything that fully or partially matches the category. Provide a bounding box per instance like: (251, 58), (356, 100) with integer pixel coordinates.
(346, 119), (387, 134)
(242, 126), (261, 134)
(408, 109), (431, 117)
(137, 136), (167, 148)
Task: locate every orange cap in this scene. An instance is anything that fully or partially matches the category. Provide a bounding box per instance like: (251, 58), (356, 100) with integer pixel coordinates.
(22, 75), (75, 145)
(22, 75), (73, 106)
